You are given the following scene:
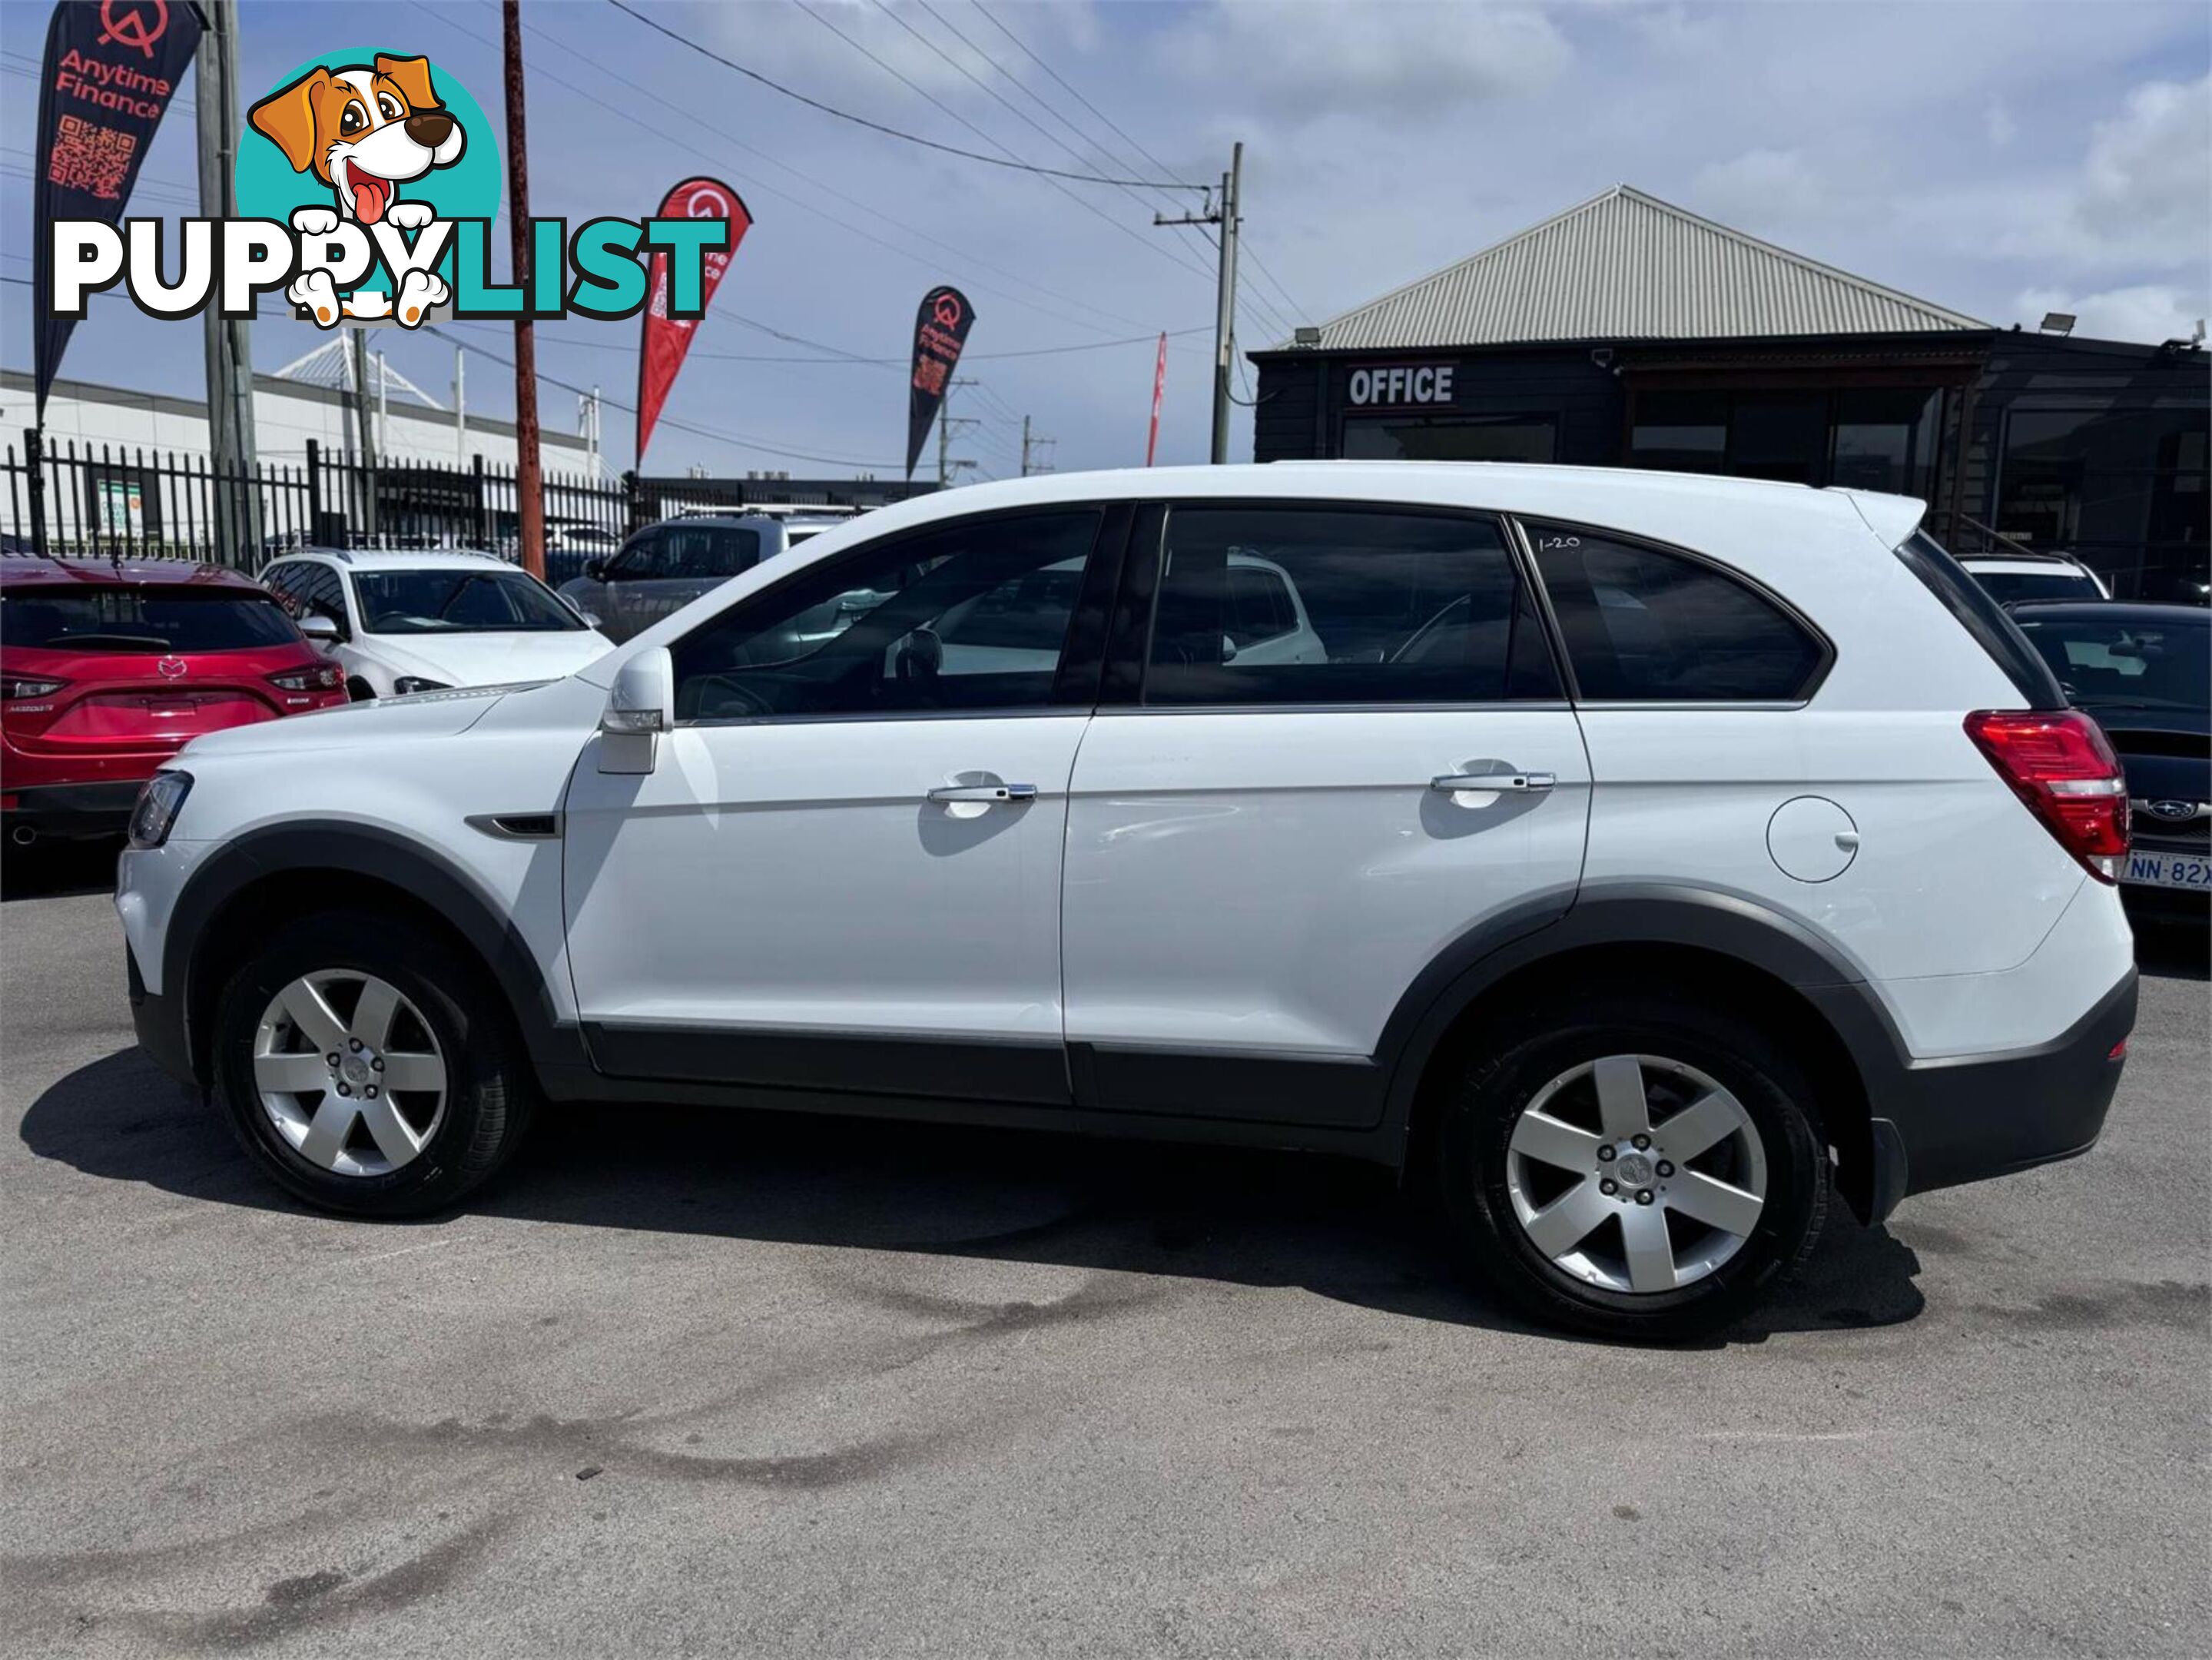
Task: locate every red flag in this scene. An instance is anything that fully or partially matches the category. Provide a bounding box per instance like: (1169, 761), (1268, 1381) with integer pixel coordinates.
(636, 178), (751, 465)
(1145, 332), (1168, 466)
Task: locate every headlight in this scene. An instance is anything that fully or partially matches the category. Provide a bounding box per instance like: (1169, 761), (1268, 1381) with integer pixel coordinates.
(126, 770), (192, 850)
(391, 676), (453, 696)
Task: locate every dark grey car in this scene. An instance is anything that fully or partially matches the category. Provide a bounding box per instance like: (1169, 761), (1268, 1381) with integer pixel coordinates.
(558, 516), (778, 644)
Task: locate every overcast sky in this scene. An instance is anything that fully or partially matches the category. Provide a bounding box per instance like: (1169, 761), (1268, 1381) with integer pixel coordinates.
(2, 0), (2206, 480)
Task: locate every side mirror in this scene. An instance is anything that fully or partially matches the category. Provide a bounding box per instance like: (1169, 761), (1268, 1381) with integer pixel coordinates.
(583, 559), (608, 583)
(1220, 633), (1240, 664)
(598, 646), (672, 774)
(298, 613), (341, 646)
(576, 609), (604, 631)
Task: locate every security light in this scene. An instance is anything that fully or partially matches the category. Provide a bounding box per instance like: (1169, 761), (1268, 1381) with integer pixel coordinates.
(2039, 312), (2077, 336)
(1293, 327), (1322, 347)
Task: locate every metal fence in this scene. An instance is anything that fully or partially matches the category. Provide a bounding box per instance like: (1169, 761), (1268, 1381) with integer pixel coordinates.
(2, 430), (630, 586)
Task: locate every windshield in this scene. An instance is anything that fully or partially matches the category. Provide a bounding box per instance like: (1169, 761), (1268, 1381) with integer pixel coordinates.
(0, 586), (300, 652)
(2015, 615), (2210, 713)
(1972, 569), (2104, 606)
(353, 569), (582, 634)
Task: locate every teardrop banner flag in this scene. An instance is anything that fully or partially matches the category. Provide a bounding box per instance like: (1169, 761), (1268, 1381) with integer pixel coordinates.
(33, 0), (203, 417)
(1146, 331), (1168, 466)
(907, 285), (976, 480)
(636, 177), (750, 465)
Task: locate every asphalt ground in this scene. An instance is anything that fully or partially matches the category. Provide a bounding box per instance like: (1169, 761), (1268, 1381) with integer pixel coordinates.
(2, 840), (2206, 1658)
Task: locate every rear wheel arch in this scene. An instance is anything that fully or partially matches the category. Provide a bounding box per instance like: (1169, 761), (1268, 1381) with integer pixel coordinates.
(1384, 890), (1889, 1220)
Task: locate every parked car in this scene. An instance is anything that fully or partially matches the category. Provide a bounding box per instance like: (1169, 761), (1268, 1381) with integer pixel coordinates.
(1958, 548), (2111, 605)
(2011, 600), (2209, 918)
(120, 464), (2137, 1340)
(2, 553), (344, 845)
(260, 549), (612, 700)
(559, 513), (811, 643)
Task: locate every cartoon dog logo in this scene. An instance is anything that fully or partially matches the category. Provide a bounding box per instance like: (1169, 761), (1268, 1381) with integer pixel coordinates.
(248, 54), (463, 326)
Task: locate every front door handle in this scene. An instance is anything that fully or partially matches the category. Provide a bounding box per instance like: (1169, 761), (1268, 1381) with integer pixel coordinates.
(927, 782), (1039, 804)
(1431, 770), (1555, 793)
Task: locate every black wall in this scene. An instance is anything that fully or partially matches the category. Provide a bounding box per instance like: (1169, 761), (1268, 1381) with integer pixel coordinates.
(1252, 345), (1625, 466)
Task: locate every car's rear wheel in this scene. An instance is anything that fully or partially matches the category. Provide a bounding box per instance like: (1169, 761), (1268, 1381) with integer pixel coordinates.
(211, 911), (535, 1217)
(1434, 991), (1826, 1340)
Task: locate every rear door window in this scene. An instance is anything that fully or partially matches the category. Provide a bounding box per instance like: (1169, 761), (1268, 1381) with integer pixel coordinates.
(1525, 522), (1829, 702)
(0, 586), (301, 652)
(1139, 505), (1560, 706)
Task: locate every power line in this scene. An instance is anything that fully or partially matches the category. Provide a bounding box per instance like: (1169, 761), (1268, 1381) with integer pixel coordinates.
(441, 317), (1210, 367)
(866, 0), (1217, 289)
(413, 0), (1154, 340)
(602, 0), (1199, 191)
(792, 0), (1212, 291)
(419, 323), (900, 470)
(961, 0), (1294, 340)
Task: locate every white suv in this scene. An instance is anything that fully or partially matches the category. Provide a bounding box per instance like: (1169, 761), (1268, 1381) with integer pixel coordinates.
(119, 465), (2137, 1339)
(260, 549), (612, 700)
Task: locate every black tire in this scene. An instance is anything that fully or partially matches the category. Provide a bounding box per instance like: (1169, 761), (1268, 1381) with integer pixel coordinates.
(1433, 989), (1827, 1341)
(211, 909), (536, 1217)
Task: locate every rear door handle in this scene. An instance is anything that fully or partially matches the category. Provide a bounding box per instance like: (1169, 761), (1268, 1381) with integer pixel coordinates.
(1431, 771), (1555, 793)
(927, 782), (1039, 804)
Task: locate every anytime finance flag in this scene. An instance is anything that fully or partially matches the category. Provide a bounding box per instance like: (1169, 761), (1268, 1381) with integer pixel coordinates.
(33, 0), (202, 414)
(906, 285), (976, 480)
(635, 176), (750, 465)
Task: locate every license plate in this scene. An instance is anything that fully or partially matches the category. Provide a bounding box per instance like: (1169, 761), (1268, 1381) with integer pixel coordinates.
(2122, 850), (2212, 891)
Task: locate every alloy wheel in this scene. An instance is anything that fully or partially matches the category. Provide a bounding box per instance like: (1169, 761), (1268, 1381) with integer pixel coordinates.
(1503, 1053), (1768, 1294)
(252, 971), (449, 1177)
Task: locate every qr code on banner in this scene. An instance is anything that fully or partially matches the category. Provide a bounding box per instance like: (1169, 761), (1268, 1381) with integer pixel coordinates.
(47, 115), (138, 201)
(912, 355), (950, 396)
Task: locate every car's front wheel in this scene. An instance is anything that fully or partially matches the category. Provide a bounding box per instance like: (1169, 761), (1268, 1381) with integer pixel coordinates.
(1434, 990), (1828, 1340)
(211, 911), (535, 1217)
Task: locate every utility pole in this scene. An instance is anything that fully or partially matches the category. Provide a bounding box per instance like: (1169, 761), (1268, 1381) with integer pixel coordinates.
(937, 377), (978, 486)
(195, 0), (260, 563)
(453, 347), (466, 464)
(1155, 141), (1241, 463)
(1020, 416), (1056, 477)
(503, 0), (545, 577)
(374, 348), (389, 458)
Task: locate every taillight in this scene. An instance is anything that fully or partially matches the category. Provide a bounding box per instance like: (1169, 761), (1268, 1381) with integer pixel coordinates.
(267, 662), (343, 693)
(1964, 709), (2130, 882)
(2, 676), (66, 700)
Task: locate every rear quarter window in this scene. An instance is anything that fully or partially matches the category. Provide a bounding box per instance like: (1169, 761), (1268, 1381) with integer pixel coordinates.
(1524, 522), (1829, 702)
(1895, 533), (2064, 708)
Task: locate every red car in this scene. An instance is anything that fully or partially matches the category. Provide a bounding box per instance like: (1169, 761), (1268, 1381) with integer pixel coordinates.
(2, 553), (346, 845)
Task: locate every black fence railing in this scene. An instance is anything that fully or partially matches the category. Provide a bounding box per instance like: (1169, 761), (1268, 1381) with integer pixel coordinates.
(2, 433), (946, 588)
(3, 430), (632, 586)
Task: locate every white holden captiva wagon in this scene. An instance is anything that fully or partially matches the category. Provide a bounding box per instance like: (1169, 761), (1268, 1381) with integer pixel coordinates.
(118, 463), (2137, 1339)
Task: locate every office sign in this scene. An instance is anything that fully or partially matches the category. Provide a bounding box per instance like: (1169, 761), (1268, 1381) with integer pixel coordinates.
(1346, 364), (1455, 408)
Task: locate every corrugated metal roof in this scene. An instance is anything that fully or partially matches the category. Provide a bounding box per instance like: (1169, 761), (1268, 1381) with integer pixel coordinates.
(1282, 185), (1985, 350)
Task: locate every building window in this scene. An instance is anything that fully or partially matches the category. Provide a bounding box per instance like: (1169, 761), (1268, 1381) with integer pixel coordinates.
(1341, 413), (1557, 463)
(1997, 407), (2208, 599)
(1629, 387), (1942, 495)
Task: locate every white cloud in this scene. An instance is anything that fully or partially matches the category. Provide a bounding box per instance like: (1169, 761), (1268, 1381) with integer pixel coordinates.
(2015, 284), (2207, 345)
(1158, 1), (1570, 124)
(1690, 149), (1830, 230)
(1985, 98), (2017, 148)
(2074, 73), (2211, 259)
